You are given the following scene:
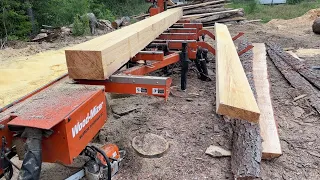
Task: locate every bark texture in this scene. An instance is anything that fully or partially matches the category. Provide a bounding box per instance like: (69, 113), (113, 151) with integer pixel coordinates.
(266, 42), (320, 114)
(230, 39), (262, 179)
(266, 42), (320, 90)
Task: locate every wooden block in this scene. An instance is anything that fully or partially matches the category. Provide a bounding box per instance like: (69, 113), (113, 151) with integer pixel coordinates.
(65, 8), (183, 80)
(215, 23), (260, 122)
(252, 43), (282, 159)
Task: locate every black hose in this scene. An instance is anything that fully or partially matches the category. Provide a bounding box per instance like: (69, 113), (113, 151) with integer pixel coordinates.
(91, 146), (112, 180)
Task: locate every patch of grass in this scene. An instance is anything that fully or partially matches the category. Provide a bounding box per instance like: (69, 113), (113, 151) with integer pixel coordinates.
(227, 0), (320, 23)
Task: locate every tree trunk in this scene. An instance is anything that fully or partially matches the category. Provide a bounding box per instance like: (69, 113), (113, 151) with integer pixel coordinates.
(230, 39), (262, 179)
(184, 8), (232, 15)
(266, 42), (320, 114)
(266, 42), (320, 90)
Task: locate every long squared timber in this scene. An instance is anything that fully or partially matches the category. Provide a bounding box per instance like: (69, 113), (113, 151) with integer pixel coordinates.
(252, 43), (282, 159)
(65, 8), (183, 80)
(215, 23), (260, 123)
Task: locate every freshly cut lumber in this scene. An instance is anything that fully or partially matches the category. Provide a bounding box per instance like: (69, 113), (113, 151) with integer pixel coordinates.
(267, 42), (320, 90)
(215, 23), (260, 122)
(295, 48), (320, 57)
(231, 40), (262, 179)
(266, 43), (320, 114)
(252, 43), (282, 159)
(65, 8), (183, 80)
(182, 9), (242, 20)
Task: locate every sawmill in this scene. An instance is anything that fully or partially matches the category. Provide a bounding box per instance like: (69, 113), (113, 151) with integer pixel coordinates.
(6, 0), (320, 179)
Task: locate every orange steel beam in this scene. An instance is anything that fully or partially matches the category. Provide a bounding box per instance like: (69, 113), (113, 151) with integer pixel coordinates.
(158, 33), (197, 40)
(76, 75), (172, 100)
(172, 23), (203, 31)
(198, 29), (216, 40)
(132, 51), (164, 61)
(123, 53), (180, 75)
(169, 28), (197, 33)
(177, 20), (191, 23)
(197, 41), (216, 55)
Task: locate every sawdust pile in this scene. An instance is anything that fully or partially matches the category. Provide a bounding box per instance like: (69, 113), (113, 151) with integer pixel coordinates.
(267, 8), (320, 34)
(0, 49), (68, 108)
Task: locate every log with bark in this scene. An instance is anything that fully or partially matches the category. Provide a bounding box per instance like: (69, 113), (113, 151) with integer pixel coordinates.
(266, 42), (320, 90)
(195, 9), (244, 23)
(111, 16), (131, 29)
(230, 39), (262, 179)
(184, 7), (232, 15)
(266, 42), (320, 114)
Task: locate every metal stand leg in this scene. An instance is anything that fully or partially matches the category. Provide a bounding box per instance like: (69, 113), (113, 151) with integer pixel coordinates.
(181, 42), (188, 91)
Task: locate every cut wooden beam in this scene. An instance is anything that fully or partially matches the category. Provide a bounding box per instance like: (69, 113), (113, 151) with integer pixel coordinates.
(252, 43), (282, 159)
(65, 8), (183, 80)
(215, 23), (260, 123)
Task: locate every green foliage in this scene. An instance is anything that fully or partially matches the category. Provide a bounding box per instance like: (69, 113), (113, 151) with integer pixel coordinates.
(72, 15), (90, 36)
(0, 0), (32, 39)
(1, 0), (150, 40)
(228, 0), (320, 23)
(287, 0), (303, 4)
(32, 0), (90, 27)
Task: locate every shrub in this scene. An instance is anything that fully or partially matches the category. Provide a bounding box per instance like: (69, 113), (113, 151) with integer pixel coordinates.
(72, 15), (90, 36)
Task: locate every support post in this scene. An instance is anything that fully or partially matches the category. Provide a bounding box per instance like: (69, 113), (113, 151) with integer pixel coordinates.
(180, 42), (188, 91)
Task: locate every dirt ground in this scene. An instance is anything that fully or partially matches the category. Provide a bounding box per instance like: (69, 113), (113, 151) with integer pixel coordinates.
(1, 10), (320, 180)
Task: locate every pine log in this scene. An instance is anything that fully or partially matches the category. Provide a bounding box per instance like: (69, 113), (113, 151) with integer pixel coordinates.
(215, 23), (260, 122)
(231, 39), (262, 179)
(168, 0), (226, 9)
(184, 8), (232, 15)
(266, 42), (320, 114)
(267, 42), (320, 90)
(182, 9), (242, 20)
(196, 10), (244, 23)
(65, 8), (183, 80)
(111, 16), (130, 29)
(203, 16), (246, 26)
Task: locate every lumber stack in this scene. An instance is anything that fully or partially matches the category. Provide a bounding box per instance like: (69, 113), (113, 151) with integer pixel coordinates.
(65, 8), (183, 80)
(173, 0), (245, 26)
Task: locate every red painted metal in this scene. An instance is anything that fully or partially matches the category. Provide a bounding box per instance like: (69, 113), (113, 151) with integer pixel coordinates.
(7, 79), (105, 130)
(123, 53), (180, 75)
(238, 45), (254, 56)
(198, 29), (216, 40)
(169, 28), (197, 33)
(132, 52), (164, 61)
(197, 41), (216, 56)
(177, 20), (190, 23)
(158, 33), (197, 40)
(232, 32), (244, 41)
